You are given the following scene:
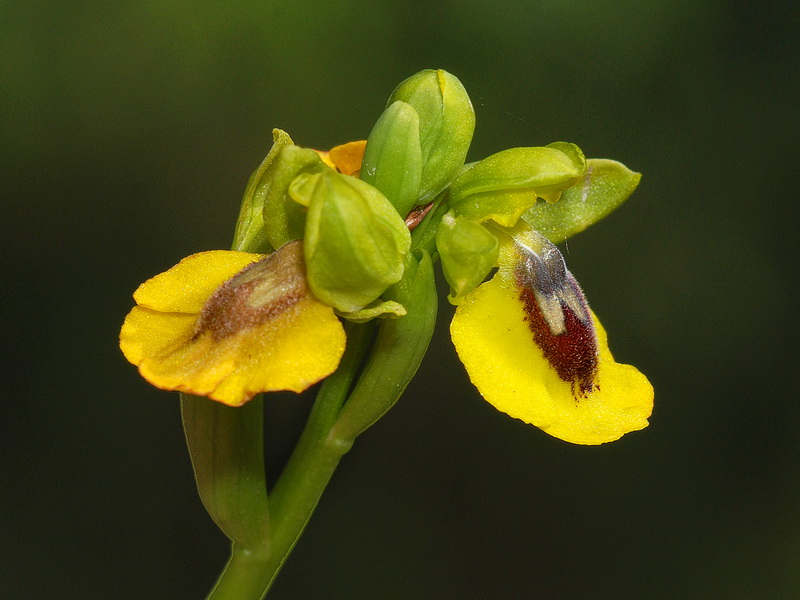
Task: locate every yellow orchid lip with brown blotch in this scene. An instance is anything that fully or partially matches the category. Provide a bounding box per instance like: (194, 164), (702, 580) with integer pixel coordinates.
(119, 240), (346, 406)
(450, 229), (653, 445)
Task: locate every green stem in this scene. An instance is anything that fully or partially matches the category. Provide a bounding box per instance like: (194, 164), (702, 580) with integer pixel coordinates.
(261, 432), (348, 595)
(207, 546), (271, 600)
(256, 253), (438, 595)
(259, 321), (375, 594)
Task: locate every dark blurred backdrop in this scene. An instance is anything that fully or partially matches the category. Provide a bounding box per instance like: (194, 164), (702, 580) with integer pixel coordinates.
(2, 1), (799, 598)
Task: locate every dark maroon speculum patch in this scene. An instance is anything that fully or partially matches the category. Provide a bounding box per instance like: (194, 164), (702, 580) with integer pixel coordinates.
(512, 235), (599, 397)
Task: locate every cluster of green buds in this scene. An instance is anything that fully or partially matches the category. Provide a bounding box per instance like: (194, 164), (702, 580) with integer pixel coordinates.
(232, 70), (475, 319)
(232, 69), (638, 321)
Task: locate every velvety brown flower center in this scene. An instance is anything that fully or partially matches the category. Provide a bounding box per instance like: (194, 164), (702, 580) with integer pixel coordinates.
(195, 240), (307, 340)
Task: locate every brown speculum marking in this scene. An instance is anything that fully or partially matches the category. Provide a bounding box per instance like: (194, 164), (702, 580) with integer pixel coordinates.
(195, 240), (308, 341)
(513, 235), (599, 397)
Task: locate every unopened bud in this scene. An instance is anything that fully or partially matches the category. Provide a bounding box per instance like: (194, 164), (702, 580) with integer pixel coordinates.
(436, 212), (499, 304)
(388, 69), (475, 203)
(290, 170), (411, 312)
(361, 100), (423, 217)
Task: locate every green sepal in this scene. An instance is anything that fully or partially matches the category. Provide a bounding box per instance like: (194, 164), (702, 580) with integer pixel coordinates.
(450, 188), (537, 228)
(361, 100), (423, 217)
(449, 144), (586, 216)
(336, 300), (407, 323)
(539, 142), (587, 203)
(436, 212), (499, 304)
(233, 128), (293, 253)
(523, 158), (641, 244)
(296, 170), (411, 312)
(388, 69), (475, 203)
(260, 144), (327, 249)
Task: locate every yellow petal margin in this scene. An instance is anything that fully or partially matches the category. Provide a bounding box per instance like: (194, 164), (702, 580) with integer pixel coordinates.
(450, 276), (653, 445)
(134, 251), (262, 313)
(120, 249), (346, 406)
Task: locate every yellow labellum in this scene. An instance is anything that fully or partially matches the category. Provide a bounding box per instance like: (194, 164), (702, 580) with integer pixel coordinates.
(120, 243), (346, 406)
(450, 275), (653, 445)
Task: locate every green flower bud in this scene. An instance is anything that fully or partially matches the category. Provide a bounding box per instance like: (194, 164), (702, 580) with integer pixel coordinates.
(449, 144), (586, 226)
(233, 128), (293, 253)
(436, 212), (499, 304)
(292, 170), (411, 312)
(233, 130), (329, 252)
(523, 158), (641, 244)
(361, 100), (423, 217)
(261, 144), (327, 249)
(388, 69), (475, 203)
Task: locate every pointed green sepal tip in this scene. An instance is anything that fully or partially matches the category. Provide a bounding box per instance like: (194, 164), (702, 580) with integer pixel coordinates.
(297, 170), (411, 312)
(361, 100), (423, 218)
(523, 158), (641, 244)
(449, 144), (586, 227)
(388, 69), (475, 203)
(233, 129), (329, 252)
(436, 212), (499, 304)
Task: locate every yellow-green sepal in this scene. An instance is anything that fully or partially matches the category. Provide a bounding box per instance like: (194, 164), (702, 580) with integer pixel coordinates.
(361, 100), (423, 217)
(293, 170), (411, 312)
(449, 144), (586, 215)
(449, 188), (538, 228)
(233, 128), (293, 253)
(540, 142), (587, 203)
(436, 212), (499, 304)
(523, 158), (641, 244)
(259, 144), (327, 249)
(388, 69), (475, 203)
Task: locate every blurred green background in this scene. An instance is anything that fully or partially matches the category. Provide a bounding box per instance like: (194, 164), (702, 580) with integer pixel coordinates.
(2, 1), (798, 598)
